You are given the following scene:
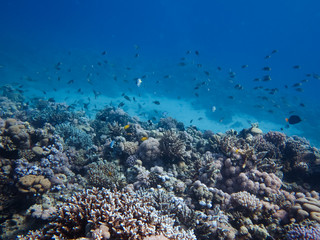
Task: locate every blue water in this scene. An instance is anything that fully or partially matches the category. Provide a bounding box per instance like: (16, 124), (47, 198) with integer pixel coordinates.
(1, 0), (320, 145)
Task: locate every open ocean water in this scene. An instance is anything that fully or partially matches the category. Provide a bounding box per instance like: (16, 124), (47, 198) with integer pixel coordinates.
(1, 1), (320, 239)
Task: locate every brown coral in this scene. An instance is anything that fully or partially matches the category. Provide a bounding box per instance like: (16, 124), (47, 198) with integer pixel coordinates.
(16, 175), (51, 194)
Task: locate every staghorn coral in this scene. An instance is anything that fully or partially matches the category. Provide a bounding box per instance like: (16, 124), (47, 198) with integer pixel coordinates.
(20, 187), (197, 239)
(287, 224), (320, 239)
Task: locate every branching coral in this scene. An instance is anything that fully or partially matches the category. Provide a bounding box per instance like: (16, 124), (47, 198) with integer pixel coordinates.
(20, 187), (197, 239)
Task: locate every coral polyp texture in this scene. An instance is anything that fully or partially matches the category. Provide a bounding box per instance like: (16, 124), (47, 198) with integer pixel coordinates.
(1, 86), (320, 239)
(20, 187), (196, 240)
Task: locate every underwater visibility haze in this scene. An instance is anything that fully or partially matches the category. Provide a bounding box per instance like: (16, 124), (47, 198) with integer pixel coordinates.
(1, 0), (320, 239)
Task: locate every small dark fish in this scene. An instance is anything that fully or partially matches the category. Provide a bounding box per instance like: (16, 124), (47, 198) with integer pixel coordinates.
(286, 115), (302, 125)
(124, 95), (131, 101)
(293, 65), (301, 69)
(97, 62), (102, 66)
(186, 50), (191, 54)
(147, 120), (153, 126)
(253, 78), (261, 82)
(263, 75), (272, 81)
(58, 76), (61, 81)
(195, 50), (199, 55)
(313, 74), (320, 80)
(67, 80), (74, 84)
(83, 102), (90, 109)
(228, 96), (234, 99)
(194, 86), (199, 90)
(42, 90), (47, 95)
(118, 102), (125, 108)
(101, 51), (107, 55)
(195, 93), (199, 97)
(295, 88), (304, 92)
(306, 73), (312, 77)
(241, 65), (248, 68)
(271, 49), (278, 54)
(234, 84), (243, 90)
(301, 79), (309, 83)
(153, 101), (160, 105)
(48, 97), (55, 102)
(163, 75), (171, 78)
(55, 62), (62, 70)
(292, 83), (302, 87)
(265, 55), (271, 59)
(77, 88), (81, 93)
(229, 72), (236, 78)
(300, 103), (305, 107)
(190, 119), (193, 123)
(262, 67), (271, 71)
(135, 53), (139, 58)
(198, 117), (203, 120)
(93, 90), (101, 99)
(178, 62), (187, 66)
(217, 66), (222, 71)
(204, 71), (210, 76)
(197, 64), (202, 68)
(284, 85), (288, 89)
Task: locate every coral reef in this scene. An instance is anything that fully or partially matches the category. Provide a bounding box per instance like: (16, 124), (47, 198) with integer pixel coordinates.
(21, 188), (196, 239)
(2, 86), (320, 239)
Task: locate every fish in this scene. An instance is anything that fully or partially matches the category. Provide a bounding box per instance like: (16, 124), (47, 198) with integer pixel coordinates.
(292, 83), (302, 87)
(212, 106), (216, 112)
(67, 80), (74, 84)
(118, 102), (125, 108)
(204, 71), (210, 76)
(217, 66), (222, 71)
(140, 137), (148, 141)
(263, 75), (272, 81)
(136, 78), (142, 87)
(234, 84), (243, 90)
(253, 78), (261, 82)
(153, 101), (160, 105)
(178, 62), (187, 66)
(241, 65), (248, 68)
(163, 75), (171, 78)
(124, 124), (130, 130)
(198, 117), (203, 120)
(295, 88), (304, 92)
(101, 51), (107, 55)
(195, 50), (199, 55)
(300, 103), (305, 107)
(135, 53), (139, 58)
(262, 67), (271, 71)
(109, 140), (115, 148)
(265, 55), (271, 59)
(55, 62), (62, 70)
(228, 96), (234, 99)
(293, 65), (301, 69)
(93, 90), (101, 99)
(285, 115), (302, 124)
(271, 49), (278, 54)
(124, 95), (131, 101)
